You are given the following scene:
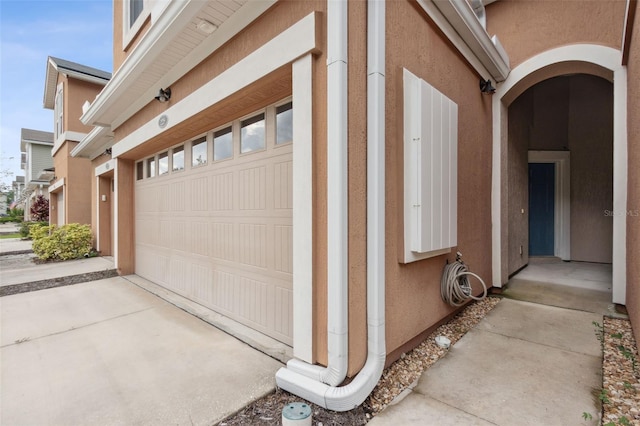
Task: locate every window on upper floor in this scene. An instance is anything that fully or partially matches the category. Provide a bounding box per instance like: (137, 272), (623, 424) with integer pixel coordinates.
(129, 0), (143, 27)
(123, 0), (149, 49)
(55, 84), (64, 140)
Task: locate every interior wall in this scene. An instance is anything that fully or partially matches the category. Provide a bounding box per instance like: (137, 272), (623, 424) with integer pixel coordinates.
(567, 75), (614, 263)
(507, 75), (613, 273)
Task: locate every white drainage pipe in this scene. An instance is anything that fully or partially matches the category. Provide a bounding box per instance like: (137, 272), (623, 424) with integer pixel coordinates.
(284, 0), (349, 387)
(275, 0), (386, 411)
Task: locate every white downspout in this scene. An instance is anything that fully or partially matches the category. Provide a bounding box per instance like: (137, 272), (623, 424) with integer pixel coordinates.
(284, 0), (349, 387)
(275, 0), (386, 411)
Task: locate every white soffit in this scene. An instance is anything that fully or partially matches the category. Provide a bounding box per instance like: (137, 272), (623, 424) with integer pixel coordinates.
(81, 0), (276, 129)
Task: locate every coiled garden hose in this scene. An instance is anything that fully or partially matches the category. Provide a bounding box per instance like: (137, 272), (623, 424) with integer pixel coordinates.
(441, 253), (487, 307)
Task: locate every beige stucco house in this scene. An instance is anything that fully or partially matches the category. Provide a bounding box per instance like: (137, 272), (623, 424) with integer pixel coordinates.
(42, 57), (111, 227)
(73, 0), (640, 410)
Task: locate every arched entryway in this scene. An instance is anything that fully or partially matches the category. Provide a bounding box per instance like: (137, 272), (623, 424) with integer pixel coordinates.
(492, 44), (628, 305)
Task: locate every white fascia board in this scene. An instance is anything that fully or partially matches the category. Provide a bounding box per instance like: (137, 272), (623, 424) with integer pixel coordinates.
(81, 0), (206, 127)
(112, 12), (319, 158)
(43, 58), (58, 109)
(111, 0), (277, 130)
(418, 0), (510, 82)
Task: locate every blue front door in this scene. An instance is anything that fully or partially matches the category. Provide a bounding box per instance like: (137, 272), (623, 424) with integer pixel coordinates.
(529, 163), (555, 256)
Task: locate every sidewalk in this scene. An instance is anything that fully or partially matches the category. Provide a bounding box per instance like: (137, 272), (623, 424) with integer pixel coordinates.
(368, 298), (603, 425)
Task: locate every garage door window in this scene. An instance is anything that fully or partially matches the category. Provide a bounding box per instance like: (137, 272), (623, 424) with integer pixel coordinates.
(158, 152), (169, 176)
(192, 137), (208, 167)
(214, 127), (233, 161)
(136, 161), (144, 180)
(146, 157), (155, 178)
(172, 146), (184, 171)
(276, 102), (293, 145)
(240, 113), (265, 154)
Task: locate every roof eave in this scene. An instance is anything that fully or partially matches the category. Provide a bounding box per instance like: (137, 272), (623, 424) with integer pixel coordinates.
(72, 126), (114, 159)
(81, 0), (277, 129)
(43, 57), (58, 109)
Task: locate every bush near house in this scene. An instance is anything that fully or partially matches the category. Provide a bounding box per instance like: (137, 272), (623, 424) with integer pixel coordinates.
(30, 195), (49, 222)
(0, 208), (24, 223)
(31, 223), (93, 261)
(19, 221), (49, 239)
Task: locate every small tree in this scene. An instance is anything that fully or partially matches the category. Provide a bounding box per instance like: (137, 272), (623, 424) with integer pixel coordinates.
(30, 195), (49, 222)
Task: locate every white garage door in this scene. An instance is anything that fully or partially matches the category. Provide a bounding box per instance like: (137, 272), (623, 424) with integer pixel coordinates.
(134, 106), (293, 345)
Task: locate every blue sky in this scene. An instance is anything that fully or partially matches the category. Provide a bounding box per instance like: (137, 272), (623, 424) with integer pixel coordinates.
(0, 0), (113, 190)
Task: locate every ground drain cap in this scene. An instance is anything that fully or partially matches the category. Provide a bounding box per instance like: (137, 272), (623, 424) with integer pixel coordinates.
(282, 402), (312, 425)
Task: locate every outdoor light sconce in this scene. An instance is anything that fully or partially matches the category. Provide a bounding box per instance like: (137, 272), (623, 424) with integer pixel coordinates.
(479, 78), (496, 94)
(155, 87), (172, 103)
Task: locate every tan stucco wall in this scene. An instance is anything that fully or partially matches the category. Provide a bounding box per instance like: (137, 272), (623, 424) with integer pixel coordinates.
(384, 1), (493, 363)
(508, 75), (613, 271)
(52, 142), (93, 226)
(91, 155), (112, 249)
(66, 79), (107, 134)
(486, 0), (626, 68)
(626, 0), (640, 346)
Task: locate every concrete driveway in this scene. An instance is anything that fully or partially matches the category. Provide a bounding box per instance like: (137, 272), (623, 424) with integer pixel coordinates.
(0, 276), (283, 425)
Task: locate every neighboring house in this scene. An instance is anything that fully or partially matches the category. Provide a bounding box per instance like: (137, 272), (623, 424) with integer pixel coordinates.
(0, 194), (7, 215)
(43, 57), (112, 227)
(74, 0), (639, 410)
(11, 176), (25, 208)
(18, 129), (54, 221)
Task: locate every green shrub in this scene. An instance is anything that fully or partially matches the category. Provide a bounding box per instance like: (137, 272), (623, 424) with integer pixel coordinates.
(9, 207), (24, 219)
(32, 223), (94, 261)
(19, 221), (49, 239)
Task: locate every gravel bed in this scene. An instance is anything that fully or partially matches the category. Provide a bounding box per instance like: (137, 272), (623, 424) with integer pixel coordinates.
(218, 297), (501, 425)
(602, 317), (640, 425)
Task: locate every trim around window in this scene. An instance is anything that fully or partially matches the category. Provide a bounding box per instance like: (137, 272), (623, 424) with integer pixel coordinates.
(122, 0), (150, 50)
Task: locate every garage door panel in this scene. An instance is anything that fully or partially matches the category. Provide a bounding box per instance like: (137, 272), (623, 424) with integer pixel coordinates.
(135, 140), (293, 345)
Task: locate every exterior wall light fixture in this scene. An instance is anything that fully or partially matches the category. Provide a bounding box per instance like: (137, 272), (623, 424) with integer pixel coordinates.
(479, 78), (496, 94)
(155, 87), (171, 103)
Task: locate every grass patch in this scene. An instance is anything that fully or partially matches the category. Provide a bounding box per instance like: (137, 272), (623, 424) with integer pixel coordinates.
(0, 233), (22, 239)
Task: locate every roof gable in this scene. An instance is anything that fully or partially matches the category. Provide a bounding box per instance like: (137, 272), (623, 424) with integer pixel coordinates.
(43, 56), (112, 110)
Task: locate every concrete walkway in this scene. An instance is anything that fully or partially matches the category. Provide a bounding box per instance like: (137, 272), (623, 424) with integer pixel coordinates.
(369, 298), (603, 426)
(0, 254), (116, 287)
(0, 276), (283, 425)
